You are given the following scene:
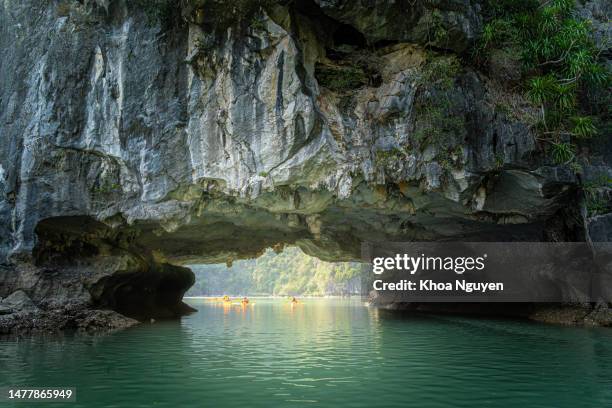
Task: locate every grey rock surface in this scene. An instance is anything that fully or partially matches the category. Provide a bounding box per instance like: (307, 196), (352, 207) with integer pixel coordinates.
(1, 290), (37, 312)
(0, 0), (609, 330)
(0, 306), (140, 335)
(0, 305), (13, 315)
(0, 1), (580, 264)
(313, 0), (482, 52)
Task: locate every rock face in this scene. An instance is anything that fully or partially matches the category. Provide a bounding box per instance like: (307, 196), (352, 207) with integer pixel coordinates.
(0, 0), (609, 331)
(313, 0), (482, 52)
(1, 290), (38, 312)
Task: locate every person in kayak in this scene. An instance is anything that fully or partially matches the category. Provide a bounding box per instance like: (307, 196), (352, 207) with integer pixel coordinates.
(291, 297), (298, 304)
(222, 295), (230, 302)
(241, 297), (249, 305)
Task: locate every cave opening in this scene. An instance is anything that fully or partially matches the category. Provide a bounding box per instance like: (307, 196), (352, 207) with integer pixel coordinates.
(92, 262), (197, 320)
(184, 246), (362, 298)
(331, 22), (367, 50)
(31, 216), (197, 321)
(25, 193), (582, 324)
(293, 0), (382, 91)
(293, 0), (367, 50)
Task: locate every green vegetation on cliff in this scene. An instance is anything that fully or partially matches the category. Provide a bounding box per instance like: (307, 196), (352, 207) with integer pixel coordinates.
(477, 0), (610, 166)
(186, 247), (361, 296)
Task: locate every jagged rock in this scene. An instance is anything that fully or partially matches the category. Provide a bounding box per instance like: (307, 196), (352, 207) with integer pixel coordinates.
(76, 309), (140, 333)
(529, 304), (612, 327)
(0, 305), (140, 336)
(0, 305), (13, 315)
(577, 0), (612, 54)
(0, 1), (572, 266)
(0, 0), (608, 329)
(1, 290), (37, 312)
(487, 48), (522, 85)
(313, 0), (482, 52)
(589, 214), (612, 242)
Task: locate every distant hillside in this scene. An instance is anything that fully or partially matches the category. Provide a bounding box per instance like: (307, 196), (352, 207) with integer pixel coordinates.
(186, 247), (361, 296)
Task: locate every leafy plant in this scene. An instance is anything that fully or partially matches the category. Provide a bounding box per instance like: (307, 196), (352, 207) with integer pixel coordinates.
(550, 142), (575, 164)
(478, 0), (610, 167)
(583, 180), (611, 217)
(315, 63), (368, 92)
(421, 54), (461, 90)
(376, 147), (407, 168)
(495, 153), (505, 169)
(412, 54), (466, 154)
(427, 9), (449, 45)
(586, 197), (609, 217)
(571, 116), (598, 138)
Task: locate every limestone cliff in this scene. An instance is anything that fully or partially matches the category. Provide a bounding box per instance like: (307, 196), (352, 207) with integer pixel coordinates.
(0, 0), (610, 332)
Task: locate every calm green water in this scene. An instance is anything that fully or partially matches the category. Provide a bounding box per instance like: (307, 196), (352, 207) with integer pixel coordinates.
(1, 298), (612, 407)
